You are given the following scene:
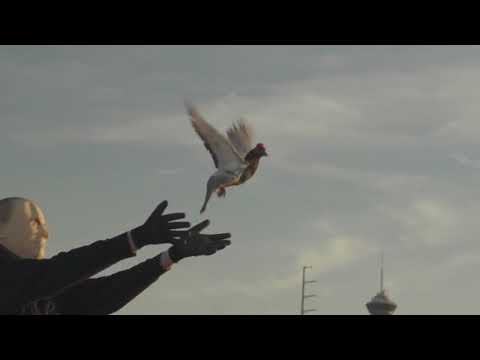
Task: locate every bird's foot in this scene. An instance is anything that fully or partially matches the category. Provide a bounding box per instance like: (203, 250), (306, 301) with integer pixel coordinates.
(217, 187), (226, 198)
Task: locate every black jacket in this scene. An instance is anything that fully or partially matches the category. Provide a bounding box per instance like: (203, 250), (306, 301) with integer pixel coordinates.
(0, 234), (167, 315)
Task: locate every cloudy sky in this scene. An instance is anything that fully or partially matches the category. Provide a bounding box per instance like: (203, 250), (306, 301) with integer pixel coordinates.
(3, 45), (480, 314)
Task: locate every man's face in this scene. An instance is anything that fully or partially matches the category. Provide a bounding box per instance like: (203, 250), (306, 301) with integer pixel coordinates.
(0, 200), (49, 259)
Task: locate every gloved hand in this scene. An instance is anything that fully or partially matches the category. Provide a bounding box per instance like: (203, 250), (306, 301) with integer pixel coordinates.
(168, 220), (231, 263)
(131, 200), (191, 249)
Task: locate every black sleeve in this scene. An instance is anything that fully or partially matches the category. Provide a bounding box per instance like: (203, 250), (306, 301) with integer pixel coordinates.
(0, 233), (136, 314)
(54, 254), (168, 315)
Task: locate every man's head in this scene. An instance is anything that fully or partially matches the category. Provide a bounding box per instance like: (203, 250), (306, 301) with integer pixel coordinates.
(0, 197), (49, 259)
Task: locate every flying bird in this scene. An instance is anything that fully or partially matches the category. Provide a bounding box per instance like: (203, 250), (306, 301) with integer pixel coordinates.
(186, 101), (268, 213)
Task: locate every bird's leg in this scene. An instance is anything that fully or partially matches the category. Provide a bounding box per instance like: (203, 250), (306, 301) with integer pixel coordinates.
(217, 187), (226, 198)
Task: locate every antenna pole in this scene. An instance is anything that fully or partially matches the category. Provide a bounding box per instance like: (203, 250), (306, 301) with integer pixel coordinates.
(380, 251), (384, 292)
(300, 266), (316, 315)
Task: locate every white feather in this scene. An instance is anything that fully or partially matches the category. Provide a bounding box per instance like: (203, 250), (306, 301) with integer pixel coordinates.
(227, 119), (254, 158)
(186, 101), (247, 174)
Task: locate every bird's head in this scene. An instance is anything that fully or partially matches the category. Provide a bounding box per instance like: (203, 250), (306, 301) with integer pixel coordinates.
(251, 143), (268, 158)
(245, 143), (268, 161)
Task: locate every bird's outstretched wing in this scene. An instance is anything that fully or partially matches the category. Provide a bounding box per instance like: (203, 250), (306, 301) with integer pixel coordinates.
(226, 118), (254, 158)
(186, 101), (245, 172)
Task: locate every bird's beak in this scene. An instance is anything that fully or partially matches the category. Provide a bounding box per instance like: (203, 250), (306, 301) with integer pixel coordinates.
(263, 151), (268, 157)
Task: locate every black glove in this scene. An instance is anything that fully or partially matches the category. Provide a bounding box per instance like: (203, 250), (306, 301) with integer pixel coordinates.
(131, 200), (191, 249)
(168, 220), (231, 263)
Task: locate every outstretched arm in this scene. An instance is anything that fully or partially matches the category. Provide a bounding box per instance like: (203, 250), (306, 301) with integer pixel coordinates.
(54, 251), (174, 315)
(0, 233), (136, 314)
(0, 201), (189, 314)
(54, 220), (232, 315)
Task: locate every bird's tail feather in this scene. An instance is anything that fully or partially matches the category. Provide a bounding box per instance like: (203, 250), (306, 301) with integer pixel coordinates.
(200, 178), (216, 214)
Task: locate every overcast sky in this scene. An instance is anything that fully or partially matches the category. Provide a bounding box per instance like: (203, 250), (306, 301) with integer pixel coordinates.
(3, 45), (480, 314)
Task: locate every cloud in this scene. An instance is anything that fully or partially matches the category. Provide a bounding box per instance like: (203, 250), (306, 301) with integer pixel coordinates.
(156, 168), (185, 176)
(297, 235), (375, 274)
(400, 200), (458, 246)
(449, 153), (480, 169)
(6, 55), (478, 155)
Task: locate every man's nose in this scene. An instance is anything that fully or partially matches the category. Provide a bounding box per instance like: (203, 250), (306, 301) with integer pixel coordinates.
(39, 225), (49, 239)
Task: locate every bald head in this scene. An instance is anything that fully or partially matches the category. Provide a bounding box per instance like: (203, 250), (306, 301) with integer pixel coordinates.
(0, 197), (49, 259)
(0, 197), (27, 224)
